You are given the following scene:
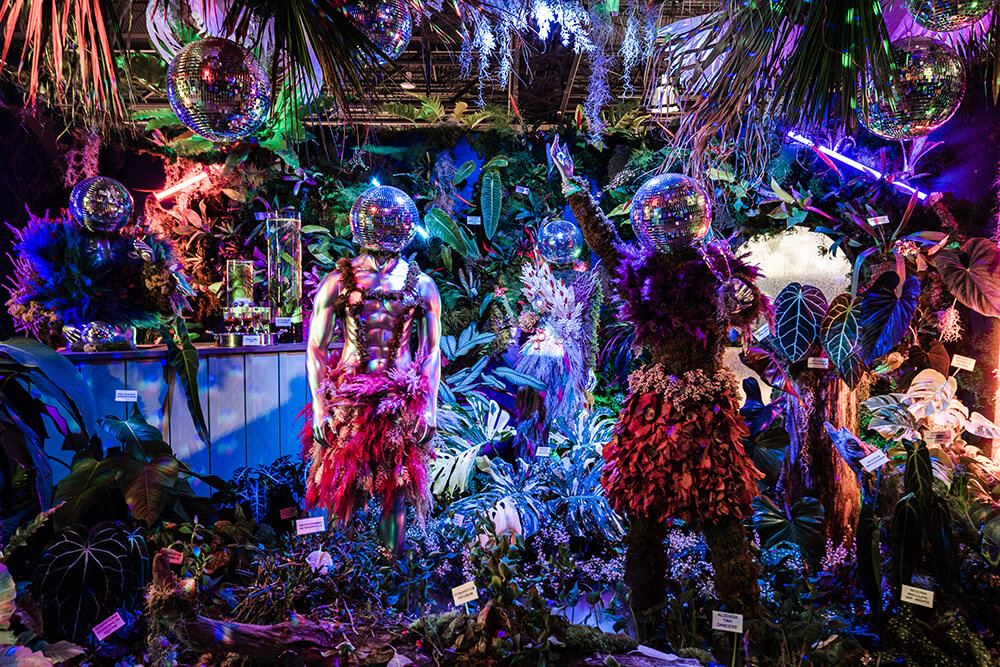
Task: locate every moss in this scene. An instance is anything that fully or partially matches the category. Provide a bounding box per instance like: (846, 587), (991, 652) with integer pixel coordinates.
(564, 625), (638, 655)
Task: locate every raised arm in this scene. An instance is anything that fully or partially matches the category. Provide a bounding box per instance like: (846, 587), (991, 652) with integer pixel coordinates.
(548, 135), (626, 273)
(307, 269), (342, 440)
(416, 272), (442, 441)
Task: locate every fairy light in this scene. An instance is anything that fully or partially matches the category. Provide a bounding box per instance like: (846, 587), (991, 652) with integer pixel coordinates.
(786, 131), (929, 201)
(154, 169), (211, 201)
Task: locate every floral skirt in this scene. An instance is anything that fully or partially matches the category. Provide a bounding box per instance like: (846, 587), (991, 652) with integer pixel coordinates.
(601, 368), (761, 528)
(302, 363), (432, 525)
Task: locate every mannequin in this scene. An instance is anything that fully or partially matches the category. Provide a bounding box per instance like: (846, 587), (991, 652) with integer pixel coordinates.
(304, 186), (441, 554)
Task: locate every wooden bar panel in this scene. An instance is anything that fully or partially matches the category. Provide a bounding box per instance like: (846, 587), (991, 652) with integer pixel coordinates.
(168, 359), (211, 487)
(208, 355), (247, 481)
(278, 351), (309, 458)
(245, 353), (281, 468)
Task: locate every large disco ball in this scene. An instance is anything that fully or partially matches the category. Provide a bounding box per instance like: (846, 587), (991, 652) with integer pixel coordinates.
(858, 36), (965, 141)
(349, 186), (418, 253)
(903, 0), (998, 32)
(630, 174), (712, 252)
(343, 0), (412, 64)
(537, 219), (584, 265)
(69, 176), (133, 232)
(167, 37), (270, 142)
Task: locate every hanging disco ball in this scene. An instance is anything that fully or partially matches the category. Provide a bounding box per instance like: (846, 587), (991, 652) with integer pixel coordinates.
(167, 37), (270, 143)
(630, 174), (712, 253)
(537, 219), (584, 266)
(903, 0), (998, 32)
(858, 36), (965, 141)
(69, 176), (134, 232)
(343, 0), (412, 64)
(350, 186), (419, 253)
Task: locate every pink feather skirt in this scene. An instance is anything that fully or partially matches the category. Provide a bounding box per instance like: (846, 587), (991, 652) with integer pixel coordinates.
(301, 363), (432, 525)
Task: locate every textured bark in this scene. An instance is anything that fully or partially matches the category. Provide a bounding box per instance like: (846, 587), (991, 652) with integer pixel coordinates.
(782, 372), (862, 551)
(702, 516), (762, 617)
(624, 513), (668, 641)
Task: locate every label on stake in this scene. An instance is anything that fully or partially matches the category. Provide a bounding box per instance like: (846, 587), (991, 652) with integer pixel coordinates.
(275, 317), (292, 328)
(166, 549), (184, 565)
(466, 216), (481, 226)
(453, 513), (465, 527)
(711, 611), (743, 633)
(925, 430), (951, 446)
(901, 584), (934, 608)
(295, 516), (326, 535)
(753, 323), (770, 341)
(535, 447), (551, 457)
(279, 507), (298, 520)
(951, 354), (976, 372)
(93, 612), (126, 641)
(515, 185), (530, 195)
(452, 581), (479, 606)
(114, 389), (138, 402)
(868, 215), (891, 226)
(860, 449), (890, 472)
(243, 335), (262, 347)
(807, 357), (830, 369)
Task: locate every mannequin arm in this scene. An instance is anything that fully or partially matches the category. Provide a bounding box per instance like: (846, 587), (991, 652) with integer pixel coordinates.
(416, 273), (442, 439)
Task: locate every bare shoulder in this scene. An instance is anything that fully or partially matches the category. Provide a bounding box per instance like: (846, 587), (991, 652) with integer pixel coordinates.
(416, 271), (440, 302)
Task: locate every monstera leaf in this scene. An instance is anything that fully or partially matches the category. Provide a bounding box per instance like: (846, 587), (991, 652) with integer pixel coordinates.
(860, 272), (920, 363)
(33, 524), (148, 643)
(820, 294), (866, 388)
(773, 283), (828, 362)
(933, 238), (1000, 318)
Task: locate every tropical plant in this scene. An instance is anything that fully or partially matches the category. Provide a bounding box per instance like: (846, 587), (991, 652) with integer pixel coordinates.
(545, 443), (625, 542)
(752, 496), (825, 558)
(229, 456), (307, 525)
(0, 562), (85, 664)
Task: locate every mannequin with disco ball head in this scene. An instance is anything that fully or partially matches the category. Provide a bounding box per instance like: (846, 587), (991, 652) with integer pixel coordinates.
(304, 185), (441, 556)
(549, 136), (767, 633)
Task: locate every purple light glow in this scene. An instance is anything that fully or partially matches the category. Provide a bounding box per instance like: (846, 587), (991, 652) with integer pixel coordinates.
(786, 132), (929, 202)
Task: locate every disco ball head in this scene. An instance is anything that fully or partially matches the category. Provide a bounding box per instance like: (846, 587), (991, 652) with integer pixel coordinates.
(81, 322), (120, 346)
(69, 177), (134, 232)
(630, 174), (712, 253)
(350, 186), (419, 253)
(537, 219), (584, 266)
(343, 0), (412, 64)
(167, 37), (270, 143)
(904, 0), (998, 32)
(858, 36), (965, 141)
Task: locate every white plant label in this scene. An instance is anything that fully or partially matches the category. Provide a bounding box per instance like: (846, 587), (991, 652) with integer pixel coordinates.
(279, 507), (298, 520)
(901, 584), (934, 608)
(166, 549), (184, 565)
(453, 513), (465, 527)
(515, 185), (530, 195)
(275, 317), (292, 328)
(535, 446), (552, 457)
(951, 354), (976, 372)
(807, 357), (830, 370)
(452, 581), (479, 606)
(753, 323), (770, 341)
(925, 430), (951, 446)
(242, 335), (262, 347)
(466, 216), (481, 226)
(867, 215), (890, 226)
(93, 612), (126, 641)
(711, 611), (744, 633)
(295, 516), (326, 536)
(114, 389), (138, 402)
(860, 449), (890, 472)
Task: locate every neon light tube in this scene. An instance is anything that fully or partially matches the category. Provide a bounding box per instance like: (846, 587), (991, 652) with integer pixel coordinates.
(154, 170), (211, 201)
(787, 132), (928, 202)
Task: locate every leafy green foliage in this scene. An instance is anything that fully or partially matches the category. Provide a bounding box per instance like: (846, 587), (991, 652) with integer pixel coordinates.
(820, 293), (866, 388)
(160, 317), (210, 448)
(859, 272), (919, 363)
(752, 496), (825, 557)
(546, 445), (624, 541)
(932, 238), (1000, 318)
(480, 170), (502, 240)
(773, 283), (828, 362)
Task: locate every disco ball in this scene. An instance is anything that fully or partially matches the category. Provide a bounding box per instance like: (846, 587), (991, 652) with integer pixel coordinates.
(858, 36), (965, 141)
(349, 186), (418, 253)
(630, 174), (712, 252)
(81, 321), (120, 346)
(167, 37), (270, 143)
(343, 0), (412, 64)
(69, 176), (133, 232)
(904, 0), (998, 32)
(537, 219), (584, 265)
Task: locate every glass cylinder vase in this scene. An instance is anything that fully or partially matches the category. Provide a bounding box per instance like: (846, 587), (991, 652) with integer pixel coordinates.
(264, 209), (302, 339)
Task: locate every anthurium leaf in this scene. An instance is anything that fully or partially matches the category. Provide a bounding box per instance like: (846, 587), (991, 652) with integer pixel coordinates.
(856, 502), (882, 618)
(774, 283), (828, 362)
(890, 493), (922, 587)
(927, 494), (954, 589)
(0, 564), (14, 628)
(452, 160), (476, 186)
(53, 455), (116, 525)
(932, 237), (1000, 317)
(425, 208), (466, 256)
(859, 272), (920, 363)
(161, 320), (209, 448)
(752, 495), (825, 556)
(119, 457), (179, 527)
(99, 405), (171, 463)
(0, 646), (53, 666)
(481, 170), (502, 240)
(746, 423), (789, 487)
(903, 445), (933, 509)
(820, 293), (866, 388)
(739, 348), (802, 405)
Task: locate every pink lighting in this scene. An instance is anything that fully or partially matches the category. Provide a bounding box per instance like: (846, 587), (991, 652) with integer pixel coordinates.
(154, 169), (212, 201)
(786, 131), (929, 202)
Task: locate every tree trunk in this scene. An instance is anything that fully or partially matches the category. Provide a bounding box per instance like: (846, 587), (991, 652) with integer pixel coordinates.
(624, 513), (667, 641)
(782, 372), (862, 552)
(702, 516), (761, 617)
